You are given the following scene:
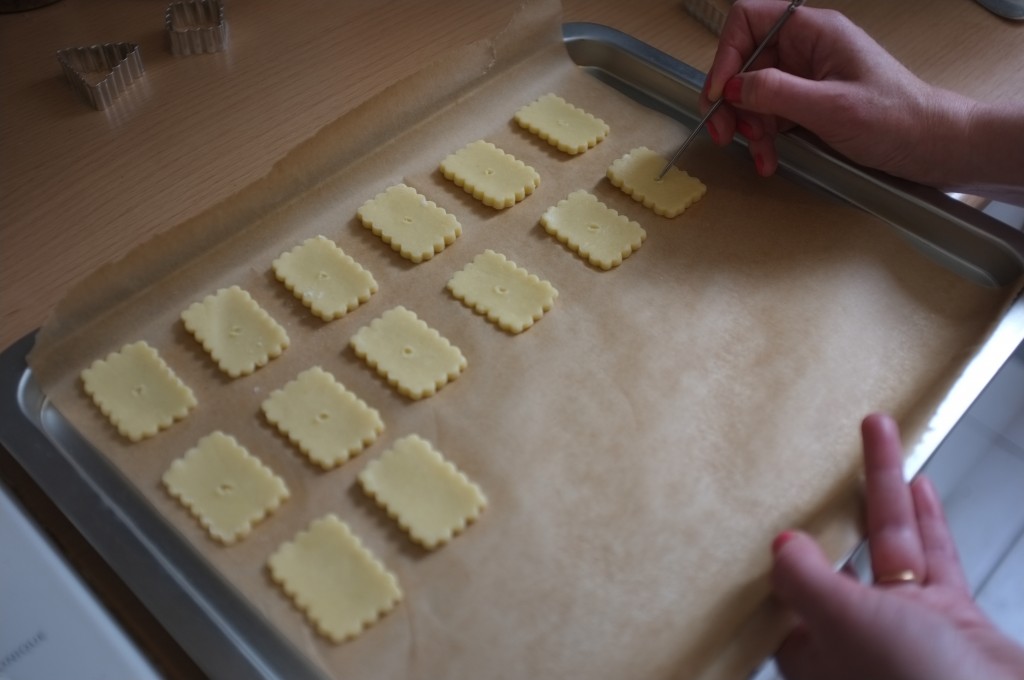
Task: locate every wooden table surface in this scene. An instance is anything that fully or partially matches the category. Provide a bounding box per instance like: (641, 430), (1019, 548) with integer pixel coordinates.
(0, 0), (1020, 675)
(2, 0), (1023, 351)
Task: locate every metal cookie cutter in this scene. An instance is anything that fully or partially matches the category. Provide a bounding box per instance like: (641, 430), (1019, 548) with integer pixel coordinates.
(165, 0), (227, 56)
(57, 43), (145, 110)
(682, 0), (733, 36)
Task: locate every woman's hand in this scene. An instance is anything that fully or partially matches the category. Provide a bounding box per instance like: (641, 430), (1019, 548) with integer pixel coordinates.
(701, 1), (989, 189)
(770, 413), (1024, 680)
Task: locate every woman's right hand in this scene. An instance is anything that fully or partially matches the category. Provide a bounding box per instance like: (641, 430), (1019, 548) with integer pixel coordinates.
(700, 0), (979, 187)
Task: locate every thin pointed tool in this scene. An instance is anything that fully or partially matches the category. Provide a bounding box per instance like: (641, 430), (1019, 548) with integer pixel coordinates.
(656, 0), (806, 180)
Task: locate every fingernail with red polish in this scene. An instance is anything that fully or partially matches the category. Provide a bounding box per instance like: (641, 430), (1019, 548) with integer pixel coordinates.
(772, 531), (796, 555)
(707, 122), (721, 145)
(723, 77), (743, 104)
(754, 153), (766, 176)
(736, 119), (756, 140)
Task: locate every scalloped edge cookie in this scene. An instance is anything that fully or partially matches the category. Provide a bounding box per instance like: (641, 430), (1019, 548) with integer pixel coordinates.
(358, 434), (487, 550)
(268, 514), (402, 644)
(607, 146), (707, 218)
(81, 341), (196, 442)
(349, 306), (466, 400)
(439, 140), (540, 209)
(181, 285), (290, 378)
(514, 93), (609, 155)
(447, 249), (557, 334)
(162, 431), (290, 545)
(540, 190), (646, 270)
(356, 184), (462, 263)
(273, 236), (378, 320)
(261, 366), (384, 469)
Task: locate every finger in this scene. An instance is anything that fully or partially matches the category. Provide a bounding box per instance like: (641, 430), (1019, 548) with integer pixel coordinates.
(775, 625), (820, 680)
(721, 68), (853, 135)
(704, 103), (736, 147)
(772, 531), (862, 627)
(861, 413), (927, 584)
(746, 135), (778, 176)
(735, 112), (765, 141)
(706, 0), (798, 101)
(912, 475), (969, 593)
(706, 4), (758, 101)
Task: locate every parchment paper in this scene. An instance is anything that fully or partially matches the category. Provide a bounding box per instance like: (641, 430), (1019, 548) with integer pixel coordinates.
(28, 1), (1013, 678)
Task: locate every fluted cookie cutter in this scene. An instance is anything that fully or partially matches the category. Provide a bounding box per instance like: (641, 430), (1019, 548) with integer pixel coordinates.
(57, 42), (145, 110)
(165, 0), (227, 56)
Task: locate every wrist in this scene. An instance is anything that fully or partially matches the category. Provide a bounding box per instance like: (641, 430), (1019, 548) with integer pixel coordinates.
(910, 86), (978, 188)
(959, 100), (1024, 201)
(924, 91), (1024, 201)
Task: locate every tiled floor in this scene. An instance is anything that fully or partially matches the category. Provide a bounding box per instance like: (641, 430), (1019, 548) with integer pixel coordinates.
(919, 201), (1024, 640)
(754, 340), (1024, 679)
(952, 348), (1024, 642)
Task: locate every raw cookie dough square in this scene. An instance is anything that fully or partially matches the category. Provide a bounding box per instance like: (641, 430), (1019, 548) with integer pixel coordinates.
(514, 93), (609, 155)
(268, 514), (402, 644)
(273, 236), (378, 320)
(540, 190), (646, 270)
(81, 341), (196, 442)
(439, 140), (540, 209)
(356, 184), (462, 263)
(607, 146), (707, 218)
(350, 306), (466, 400)
(359, 434), (487, 550)
(181, 286), (290, 378)
(447, 249), (558, 334)
(162, 431), (289, 545)
(262, 366), (384, 469)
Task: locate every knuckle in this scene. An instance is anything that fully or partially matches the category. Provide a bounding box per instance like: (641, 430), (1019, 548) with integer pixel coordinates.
(744, 71), (777, 111)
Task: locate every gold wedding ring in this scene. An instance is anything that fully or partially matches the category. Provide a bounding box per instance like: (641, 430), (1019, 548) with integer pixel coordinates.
(874, 569), (920, 586)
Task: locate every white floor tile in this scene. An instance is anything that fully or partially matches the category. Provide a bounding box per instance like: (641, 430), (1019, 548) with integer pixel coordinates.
(940, 443), (1024, 593)
(921, 416), (996, 499)
(969, 358), (1024, 435)
(996, 391), (1024, 451)
(976, 528), (1024, 646)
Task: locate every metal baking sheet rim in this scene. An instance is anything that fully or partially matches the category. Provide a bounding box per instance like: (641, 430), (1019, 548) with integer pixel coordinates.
(2, 23), (1023, 680)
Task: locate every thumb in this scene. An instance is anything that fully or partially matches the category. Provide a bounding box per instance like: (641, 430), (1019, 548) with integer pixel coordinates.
(727, 69), (843, 133)
(772, 531), (862, 629)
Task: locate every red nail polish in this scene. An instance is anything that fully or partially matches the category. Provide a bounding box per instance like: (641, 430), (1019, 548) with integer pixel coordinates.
(754, 153), (766, 176)
(707, 122), (720, 144)
(772, 531), (796, 555)
(736, 119), (756, 140)
(723, 77), (743, 104)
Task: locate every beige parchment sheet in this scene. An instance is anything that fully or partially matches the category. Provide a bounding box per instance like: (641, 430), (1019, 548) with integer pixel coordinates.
(28, 2), (1014, 678)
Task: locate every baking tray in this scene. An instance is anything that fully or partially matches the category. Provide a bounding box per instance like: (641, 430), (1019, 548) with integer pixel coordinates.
(2, 22), (1024, 679)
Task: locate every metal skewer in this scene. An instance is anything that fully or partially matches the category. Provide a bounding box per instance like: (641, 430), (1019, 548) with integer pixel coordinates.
(655, 0), (806, 180)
